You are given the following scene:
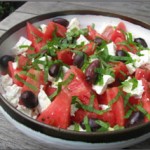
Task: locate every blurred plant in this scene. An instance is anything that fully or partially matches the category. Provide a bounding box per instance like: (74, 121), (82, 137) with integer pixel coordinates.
(0, 1), (25, 20)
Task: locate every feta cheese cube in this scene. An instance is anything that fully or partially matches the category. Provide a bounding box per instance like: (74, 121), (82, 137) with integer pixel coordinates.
(38, 85), (51, 113)
(76, 34), (89, 45)
(126, 63), (136, 75)
(107, 42), (116, 56)
(12, 36), (32, 55)
(12, 62), (18, 70)
(4, 84), (22, 107)
(67, 18), (80, 32)
(0, 74), (13, 89)
(122, 77), (144, 99)
(39, 24), (47, 33)
(137, 50), (150, 67)
(126, 50), (150, 74)
(92, 75), (115, 95)
(62, 66), (69, 73)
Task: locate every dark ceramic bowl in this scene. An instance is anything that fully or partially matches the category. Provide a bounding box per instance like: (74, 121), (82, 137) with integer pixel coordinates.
(0, 10), (150, 149)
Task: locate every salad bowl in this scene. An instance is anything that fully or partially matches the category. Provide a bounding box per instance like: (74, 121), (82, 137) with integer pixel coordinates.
(0, 10), (150, 149)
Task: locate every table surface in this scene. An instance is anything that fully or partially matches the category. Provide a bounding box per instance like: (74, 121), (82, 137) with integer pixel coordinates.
(0, 1), (150, 149)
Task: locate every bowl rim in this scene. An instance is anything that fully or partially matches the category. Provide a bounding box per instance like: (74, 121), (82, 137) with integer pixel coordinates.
(0, 9), (150, 143)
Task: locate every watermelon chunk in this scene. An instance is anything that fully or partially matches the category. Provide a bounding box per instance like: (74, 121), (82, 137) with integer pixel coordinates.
(22, 68), (45, 95)
(37, 90), (71, 129)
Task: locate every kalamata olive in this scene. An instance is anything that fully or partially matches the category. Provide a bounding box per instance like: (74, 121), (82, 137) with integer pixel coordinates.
(73, 53), (84, 68)
(85, 60), (100, 84)
(116, 50), (127, 57)
(134, 38), (148, 48)
(0, 55), (14, 68)
(80, 118), (101, 132)
(52, 18), (69, 27)
(125, 111), (144, 128)
(94, 37), (103, 46)
(49, 64), (60, 77)
(20, 91), (38, 108)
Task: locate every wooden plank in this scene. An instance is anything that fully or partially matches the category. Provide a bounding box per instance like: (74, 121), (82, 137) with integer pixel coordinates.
(16, 2), (150, 24)
(0, 112), (58, 149)
(0, 30), (5, 37)
(16, 1), (100, 14)
(68, 2), (150, 23)
(0, 12), (36, 30)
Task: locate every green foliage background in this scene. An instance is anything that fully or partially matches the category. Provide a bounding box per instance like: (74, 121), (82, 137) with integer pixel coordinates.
(0, 1), (25, 20)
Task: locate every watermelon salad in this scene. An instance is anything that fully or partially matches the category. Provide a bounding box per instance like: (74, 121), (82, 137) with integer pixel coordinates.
(0, 17), (150, 132)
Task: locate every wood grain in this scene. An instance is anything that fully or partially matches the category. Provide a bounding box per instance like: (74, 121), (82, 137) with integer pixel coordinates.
(0, 1), (150, 149)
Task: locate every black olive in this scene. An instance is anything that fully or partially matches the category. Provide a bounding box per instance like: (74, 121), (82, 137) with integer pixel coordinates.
(80, 118), (101, 132)
(94, 37), (103, 46)
(116, 50), (127, 57)
(125, 111), (144, 128)
(85, 60), (100, 84)
(52, 18), (69, 27)
(20, 91), (38, 108)
(73, 53), (85, 68)
(134, 38), (148, 48)
(0, 55), (15, 68)
(49, 64), (60, 77)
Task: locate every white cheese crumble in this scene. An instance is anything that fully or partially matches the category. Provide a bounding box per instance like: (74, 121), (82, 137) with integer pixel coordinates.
(17, 104), (39, 119)
(62, 66), (69, 74)
(3, 84), (22, 107)
(39, 24), (47, 33)
(0, 74), (13, 89)
(17, 104), (32, 117)
(122, 77), (144, 99)
(76, 34), (89, 45)
(71, 104), (78, 116)
(12, 36), (32, 55)
(126, 50), (150, 74)
(107, 42), (116, 56)
(37, 56), (52, 70)
(89, 58), (99, 64)
(99, 104), (109, 110)
(51, 78), (62, 88)
(50, 66), (69, 87)
(136, 50), (150, 67)
(38, 85), (51, 113)
(92, 75), (115, 95)
(1, 74), (21, 107)
(67, 18), (80, 32)
(12, 62), (18, 70)
(67, 125), (86, 132)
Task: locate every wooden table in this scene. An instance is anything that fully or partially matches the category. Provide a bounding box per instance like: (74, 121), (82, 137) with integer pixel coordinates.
(0, 1), (150, 149)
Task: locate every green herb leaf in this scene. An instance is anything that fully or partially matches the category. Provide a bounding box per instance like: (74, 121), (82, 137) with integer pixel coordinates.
(122, 77), (138, 90)
(89, 94), (95, 108)
(136, 104), (150, 120)
(31, 31), (43, 43)
(49, 74), (74, 100)
(95, 120), (110, 129)
(49, 84), (62, 101)
(74, 123), (80, 131)
(113, 125), (124, 130)
(83, 116), (91, 132)
(15, 74), (38, 91)
(124, 109), (133, 119)
(108, 90), (122, 106)
(19, 45), (35, 50)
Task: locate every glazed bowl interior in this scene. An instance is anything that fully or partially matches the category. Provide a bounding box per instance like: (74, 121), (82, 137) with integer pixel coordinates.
(0, 10), (150, 147)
